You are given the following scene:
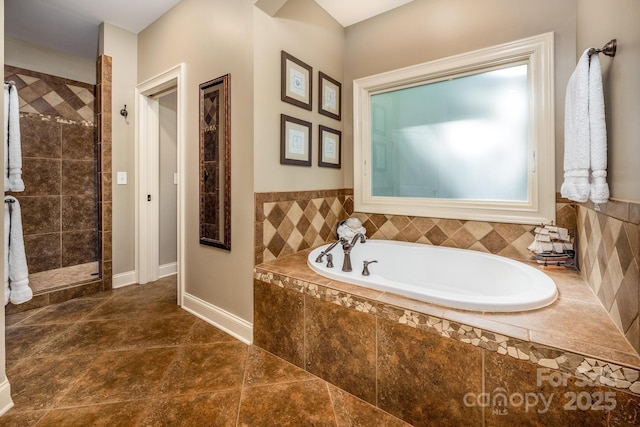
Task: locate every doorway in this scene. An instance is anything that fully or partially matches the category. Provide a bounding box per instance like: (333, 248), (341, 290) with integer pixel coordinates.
(135, 64), (185, 305)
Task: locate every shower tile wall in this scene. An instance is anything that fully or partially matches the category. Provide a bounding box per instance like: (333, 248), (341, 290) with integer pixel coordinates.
(4, 66), (98, 276)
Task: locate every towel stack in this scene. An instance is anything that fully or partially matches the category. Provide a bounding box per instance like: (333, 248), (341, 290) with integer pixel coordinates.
(560, 49), (610, 205)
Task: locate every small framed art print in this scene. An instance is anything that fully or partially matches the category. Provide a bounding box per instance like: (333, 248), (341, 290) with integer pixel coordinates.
(281, 114), (312, 166)
(318, 125), (341, 168)
(318, 72), (341, 120)
(281, 51), (312, 110)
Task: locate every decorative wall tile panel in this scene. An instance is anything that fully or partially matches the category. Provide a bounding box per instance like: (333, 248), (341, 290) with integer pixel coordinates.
(5, 66), (95, 123)
(255, 190), (578, 265)
(577, 200), (640, 353)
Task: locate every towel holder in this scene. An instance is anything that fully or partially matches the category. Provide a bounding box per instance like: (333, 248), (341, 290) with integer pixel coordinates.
(588, 39), (617, 57)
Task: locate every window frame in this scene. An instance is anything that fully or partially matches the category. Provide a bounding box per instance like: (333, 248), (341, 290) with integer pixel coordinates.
(353, 32), (555, 225)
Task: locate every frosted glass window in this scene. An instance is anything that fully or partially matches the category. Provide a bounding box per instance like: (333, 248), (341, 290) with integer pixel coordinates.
(353, 33), (556, 224)
(371, 65), (528, 201)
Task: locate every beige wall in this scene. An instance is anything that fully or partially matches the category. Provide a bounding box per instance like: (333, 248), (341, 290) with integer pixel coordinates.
(138, 0), (255, 321)
(100, 23), (138, 275)
(577, 0), (640, 202)
(253, 0), (345, 192)
(5, 36), (95, 84)
(159, 92), (177, 266)
(343, 0), (577, 190)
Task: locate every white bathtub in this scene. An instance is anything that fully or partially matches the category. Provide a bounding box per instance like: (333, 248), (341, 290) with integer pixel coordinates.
(307, 240), (558, 312)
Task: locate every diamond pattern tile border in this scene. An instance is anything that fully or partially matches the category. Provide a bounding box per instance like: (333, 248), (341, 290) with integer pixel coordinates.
(577, 200), (640, 353)
(5, 65), (95, 124)
(255, 190), (577, 265)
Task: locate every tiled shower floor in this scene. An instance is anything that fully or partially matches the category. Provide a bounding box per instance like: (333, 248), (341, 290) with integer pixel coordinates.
(1, 275), (409, 426)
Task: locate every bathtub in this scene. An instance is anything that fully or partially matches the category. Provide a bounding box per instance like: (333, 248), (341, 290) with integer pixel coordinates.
(307, 240), (557, 312)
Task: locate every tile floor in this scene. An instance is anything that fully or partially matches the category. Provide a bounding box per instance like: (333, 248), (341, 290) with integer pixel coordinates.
(1, 276), (410, 426)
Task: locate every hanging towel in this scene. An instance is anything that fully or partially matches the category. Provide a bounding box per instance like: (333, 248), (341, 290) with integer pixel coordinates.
(587, 54), (610, 204)
(3, 83), (10, 193)
(560, 49), (610, 204)
(4, 196), (32, 304)
(7, 83), (24, 192)
(3, 200), (9, 305)
(561, 50), (591, 202)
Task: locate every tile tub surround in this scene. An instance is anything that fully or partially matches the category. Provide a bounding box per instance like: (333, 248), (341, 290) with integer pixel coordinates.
(255, 189), (352, 264)
(576, 199), (640, 354)
(254, 251), (640, 426)
(255, 190), (578, 266)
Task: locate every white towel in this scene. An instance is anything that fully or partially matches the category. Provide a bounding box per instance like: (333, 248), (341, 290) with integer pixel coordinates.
(5, 196), (32, 305)
(4, 83), (10, 193)
(3, 201), (9, 305)
(7, 83), (24, 192)
(587, 54), (610, 204)
(560, 49), (610, 204)
(561, 50), (591, 202)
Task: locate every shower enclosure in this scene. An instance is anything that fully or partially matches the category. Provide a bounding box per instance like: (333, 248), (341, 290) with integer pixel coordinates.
(3, 59), (112, 312)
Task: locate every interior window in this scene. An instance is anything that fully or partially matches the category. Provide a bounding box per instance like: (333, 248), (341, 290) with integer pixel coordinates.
(354, 33), (555, 224)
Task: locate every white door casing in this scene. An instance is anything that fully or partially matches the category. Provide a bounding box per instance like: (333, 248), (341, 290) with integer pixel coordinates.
(135, 63), (186, 305)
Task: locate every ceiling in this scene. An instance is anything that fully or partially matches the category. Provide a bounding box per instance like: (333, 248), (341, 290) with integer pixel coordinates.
(5, 0), (413, 59)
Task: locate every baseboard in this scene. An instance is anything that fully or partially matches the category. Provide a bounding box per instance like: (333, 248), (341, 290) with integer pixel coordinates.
(182, 293), (253, 345)
(112, 270), (136, 289)
(0, 378), (13, 416)
(158, 262), (177, 278)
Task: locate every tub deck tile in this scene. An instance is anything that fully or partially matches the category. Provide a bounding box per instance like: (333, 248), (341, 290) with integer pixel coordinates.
(254, 247), (640, 395)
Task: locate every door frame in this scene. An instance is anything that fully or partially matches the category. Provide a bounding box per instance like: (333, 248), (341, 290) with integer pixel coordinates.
(135, 63), (186, 305)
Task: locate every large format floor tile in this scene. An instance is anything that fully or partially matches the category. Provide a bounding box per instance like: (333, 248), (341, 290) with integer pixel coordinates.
(1, 276), (408, 426)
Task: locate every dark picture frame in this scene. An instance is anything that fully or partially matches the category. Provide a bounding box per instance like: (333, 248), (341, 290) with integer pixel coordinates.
(199, 74), (231, 250)
(281, 114), (312, 166)
(281, 51), (312, 110)
(318, 125), (341, 168)
(318, 71), (341, 120)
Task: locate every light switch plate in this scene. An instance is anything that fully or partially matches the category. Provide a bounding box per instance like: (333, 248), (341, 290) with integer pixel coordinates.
(117, 171), (127, 185)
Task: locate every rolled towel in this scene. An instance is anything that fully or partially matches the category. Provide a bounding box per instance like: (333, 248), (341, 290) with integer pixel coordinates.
(7, 83), (24, 192)
(560, 50), (591, 202)
(337, 217), (367, 240)
(5, 196), (32, 305)
(3, 200), (10, 305)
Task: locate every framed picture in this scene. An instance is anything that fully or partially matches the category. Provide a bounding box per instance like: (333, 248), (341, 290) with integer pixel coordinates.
(281, 51), (312, 110)
(281, 114), (312, 166)
(318, 125), (341, 168)
(318, 72), (341, 120)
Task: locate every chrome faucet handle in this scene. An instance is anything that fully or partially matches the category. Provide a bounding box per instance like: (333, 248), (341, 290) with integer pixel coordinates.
(362, 260), (378, 276)
(326, 253), (334, 268)
(315, 239), (341, 262)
